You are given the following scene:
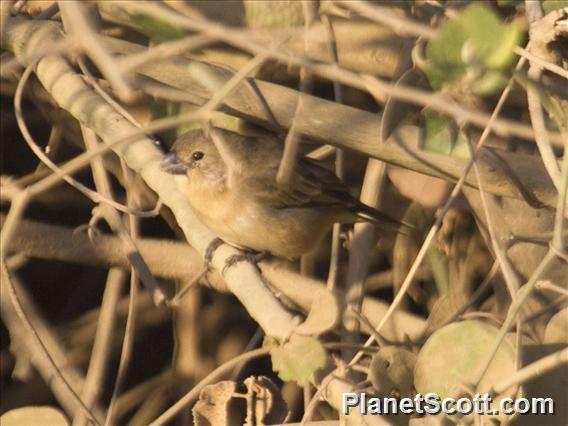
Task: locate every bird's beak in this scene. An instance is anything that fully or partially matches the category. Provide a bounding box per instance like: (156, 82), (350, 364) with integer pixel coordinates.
(160, 152), (187, 175)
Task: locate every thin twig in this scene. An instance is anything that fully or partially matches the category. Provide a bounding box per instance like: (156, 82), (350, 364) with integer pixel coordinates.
(525, 2), (562, 192)
(200, 51), (271, 116)
(229, 327), (265, 381)
(301, 373), (336, 426)
(469, 128), (567, 395)
(117, 34), (214, 74)
(276, 1), (316, 188)
(167, 267), (208, 307)
(342, 159), (387, 361)
(81, 125), (166, 305)
(105, 270), (139, 425)
(467, 130), (520, 296)
(365, 267), (430, 292)
(105, 158), (144, 426)
(491, 347), (568, 396)
(514, 46), (568, 80)
(77, 55), (143, 130)
(431, 260), (500, 336)
(72, 268), (125, 426)
(467, 129), (526, 376)
(149, 348), (271, 426)
(111, 371), (172, 423)
(535, 280), (568, 297)
(337, 0), (436, 39)
(468, 249), (557, 393)
(323, 10), (345, 294)
(526, 75), (562, 192)
(59, 0), (134, 101)
(306, 144), (336, 160)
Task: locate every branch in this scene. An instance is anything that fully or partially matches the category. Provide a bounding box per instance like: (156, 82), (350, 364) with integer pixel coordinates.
(491, 347), (568, 395)
(1, 214), (426, 342)
(0, 214), (203, 281)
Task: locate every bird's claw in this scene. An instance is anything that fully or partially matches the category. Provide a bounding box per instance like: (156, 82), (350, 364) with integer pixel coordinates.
(204, 237), (225, 269)
(222, 251), (267, 275)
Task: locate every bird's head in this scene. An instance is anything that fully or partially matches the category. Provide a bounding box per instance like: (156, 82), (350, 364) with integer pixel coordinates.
(160, 130), (226, 182)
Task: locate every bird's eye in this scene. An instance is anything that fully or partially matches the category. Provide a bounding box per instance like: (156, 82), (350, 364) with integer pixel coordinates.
(192, 151), (204, 161)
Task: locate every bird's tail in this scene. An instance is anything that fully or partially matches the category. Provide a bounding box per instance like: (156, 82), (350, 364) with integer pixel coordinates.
(354, 202), (413, 232)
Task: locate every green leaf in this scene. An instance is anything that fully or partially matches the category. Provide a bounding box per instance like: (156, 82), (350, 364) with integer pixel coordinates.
(415, 320), (518, 423)
(421, 109), (457, 155)
(422, 4), (521, 94)
(469, 69), (509, 96)
(424, 19), (467, 89)
(460, 5), (515, 68)
(483, 22), (521, 70)
(450, 132), (472, 160)
(415, 320), (517, 398)
(131, 14), (186, 41)
(269, 335), (326, 386)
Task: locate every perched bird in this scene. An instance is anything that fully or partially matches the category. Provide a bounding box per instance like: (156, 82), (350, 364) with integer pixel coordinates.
(160, 127), (405, 259)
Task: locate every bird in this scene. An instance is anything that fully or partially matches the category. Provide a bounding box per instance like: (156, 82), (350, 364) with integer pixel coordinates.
(160, 127), (406, 259)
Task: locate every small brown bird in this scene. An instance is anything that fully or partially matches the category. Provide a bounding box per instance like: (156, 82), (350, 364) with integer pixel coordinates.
(161, 127), (404, 258)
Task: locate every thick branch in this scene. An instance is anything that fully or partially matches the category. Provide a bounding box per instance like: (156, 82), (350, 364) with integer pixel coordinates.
(0, 214), (202, 281)
(1, 214), (425, 342)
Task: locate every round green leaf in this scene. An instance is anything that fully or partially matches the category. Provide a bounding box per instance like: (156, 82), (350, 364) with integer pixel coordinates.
(422, 4), (521, 94)
(270, 335), (327, 386)
(421, 109), (458, 155)
(415, 320), (517, 422)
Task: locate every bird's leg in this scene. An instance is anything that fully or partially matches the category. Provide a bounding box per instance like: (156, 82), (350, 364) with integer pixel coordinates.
(222, 250), (269, 275)
(204, 237), (225, 269)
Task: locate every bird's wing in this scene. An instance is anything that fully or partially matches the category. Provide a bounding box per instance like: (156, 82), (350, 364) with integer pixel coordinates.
(241, 156), (357, 210)
(241, 155), (408, 230)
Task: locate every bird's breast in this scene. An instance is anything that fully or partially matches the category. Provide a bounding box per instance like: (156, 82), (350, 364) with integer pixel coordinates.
(177, 175), (337, 258)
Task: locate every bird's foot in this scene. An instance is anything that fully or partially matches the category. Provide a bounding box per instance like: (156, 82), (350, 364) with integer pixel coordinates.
(222, 251), (268, 275)
(204, 237), (225, 269)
